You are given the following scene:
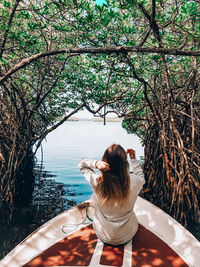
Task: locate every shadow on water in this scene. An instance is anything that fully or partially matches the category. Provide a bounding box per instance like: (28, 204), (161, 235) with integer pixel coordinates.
(0, 163), (81, 260)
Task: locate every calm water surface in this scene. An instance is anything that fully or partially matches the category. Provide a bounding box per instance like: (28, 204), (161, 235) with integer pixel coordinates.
(36, 121), (144, 203)
(0, 121), (144, 259)
(1, 121), (199, 259)
(37, 121), (200, 243)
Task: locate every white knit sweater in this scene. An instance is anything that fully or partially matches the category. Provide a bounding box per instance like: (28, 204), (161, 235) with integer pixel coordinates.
(78, 158), (145, 245)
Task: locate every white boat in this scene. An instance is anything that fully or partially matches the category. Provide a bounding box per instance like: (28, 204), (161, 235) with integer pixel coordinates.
(0, 196), (199, 267)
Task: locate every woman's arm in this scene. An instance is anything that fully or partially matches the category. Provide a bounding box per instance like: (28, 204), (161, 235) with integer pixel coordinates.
(127, 149), (145, 192)
(78, 159), (97, 172)
(130, 158), (145, 182)
(130, 158), (145, 194)
(78, 159), (110, 188)
(78, 159), (101, 188)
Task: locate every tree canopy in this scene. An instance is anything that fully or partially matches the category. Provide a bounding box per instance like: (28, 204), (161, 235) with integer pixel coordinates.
(0, 0), (199, 230)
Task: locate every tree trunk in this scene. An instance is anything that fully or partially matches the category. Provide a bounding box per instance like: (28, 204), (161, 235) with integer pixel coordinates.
(0, 144), (35, 223)
(0, 90), (35, 221)
(142, 111), (200, 229)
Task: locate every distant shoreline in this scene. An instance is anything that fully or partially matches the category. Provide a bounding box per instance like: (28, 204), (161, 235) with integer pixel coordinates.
(68, 116), (122, 122)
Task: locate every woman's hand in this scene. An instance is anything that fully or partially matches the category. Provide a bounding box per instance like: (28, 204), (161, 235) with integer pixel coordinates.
(126, 149), (136, 159)
(96, 161), (110, 172)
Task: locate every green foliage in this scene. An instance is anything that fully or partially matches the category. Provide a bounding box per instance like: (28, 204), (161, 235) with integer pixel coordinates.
(0, 0), (200, 135)
(1, 0), (200, 229)
(3, 0), (11, 8)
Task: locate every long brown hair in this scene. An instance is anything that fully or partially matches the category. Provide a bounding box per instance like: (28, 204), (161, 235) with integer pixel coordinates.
(96, 144), (130, 206)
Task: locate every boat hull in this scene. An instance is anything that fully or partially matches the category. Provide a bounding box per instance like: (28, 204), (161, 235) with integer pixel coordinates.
(1, 197), (199, 267)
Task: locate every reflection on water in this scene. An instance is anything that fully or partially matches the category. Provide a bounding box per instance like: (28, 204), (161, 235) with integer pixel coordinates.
(0, 165), (78, 260)
(36, 121), (144, 202)
(0, 121), (144, 259)
(0, 121), (199, 259)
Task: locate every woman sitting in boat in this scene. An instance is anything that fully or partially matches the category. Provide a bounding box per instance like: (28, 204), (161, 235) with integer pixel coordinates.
(78, 144), (145, 245)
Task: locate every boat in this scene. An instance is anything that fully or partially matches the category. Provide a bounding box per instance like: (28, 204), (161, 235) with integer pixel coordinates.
(0, 196), (199, 267)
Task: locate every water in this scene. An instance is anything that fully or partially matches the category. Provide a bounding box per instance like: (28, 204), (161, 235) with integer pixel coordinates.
(0, 120), (199, 259)
(0, 120), (144, 259)
(36, 121), (144, 203)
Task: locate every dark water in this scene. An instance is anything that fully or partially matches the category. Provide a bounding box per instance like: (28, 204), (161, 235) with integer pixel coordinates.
(0, 166), (77, 260)
(0, 121), (143, 260)
(1, 121), (199, 260)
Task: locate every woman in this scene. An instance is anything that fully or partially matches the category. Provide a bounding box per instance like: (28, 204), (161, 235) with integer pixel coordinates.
(78, 144), (145, 245)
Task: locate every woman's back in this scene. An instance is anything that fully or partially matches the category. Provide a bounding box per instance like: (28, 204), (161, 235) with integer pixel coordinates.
(79, 145), (145, 245)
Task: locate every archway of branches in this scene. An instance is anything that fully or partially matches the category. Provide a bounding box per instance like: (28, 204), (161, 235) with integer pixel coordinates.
(0, 0), (199, 233)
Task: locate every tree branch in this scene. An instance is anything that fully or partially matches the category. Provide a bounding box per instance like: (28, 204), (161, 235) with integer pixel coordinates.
(0, 0), (21, 58)
(33, 103), (84, 154)
(1, 46), (200, 84)
(29, 54), (77, 118)
(83, 90), (128, 115)
(138, 28), (151, 47)
(138, 2), (161, 43)
(124, 55), (163, 123)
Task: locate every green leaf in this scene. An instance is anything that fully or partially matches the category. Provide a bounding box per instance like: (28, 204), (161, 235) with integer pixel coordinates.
(126, 0), (137, 6)
(3, 0), (11, 8)
(0, 57), (8, 65)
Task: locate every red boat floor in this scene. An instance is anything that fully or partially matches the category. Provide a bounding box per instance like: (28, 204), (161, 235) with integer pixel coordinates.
(23, 224), (188, 267)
